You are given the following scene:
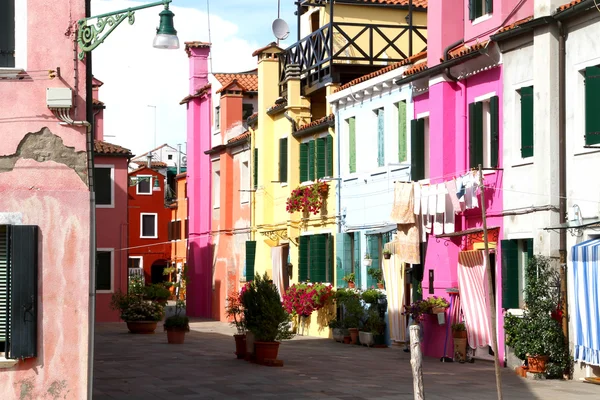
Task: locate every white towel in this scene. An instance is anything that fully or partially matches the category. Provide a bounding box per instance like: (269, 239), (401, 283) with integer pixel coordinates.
(465, 181), (473, 209)
(413, 183), (421, 215)
(445, 180), (462, 214)
(428, 185), (437, 217)
(421, 185), (429, 216)
(434, 183), (445, 235)
(444, 189), (455, 233)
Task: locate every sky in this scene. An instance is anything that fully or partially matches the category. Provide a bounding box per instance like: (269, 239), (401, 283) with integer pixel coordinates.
(92, 0), (298, 156)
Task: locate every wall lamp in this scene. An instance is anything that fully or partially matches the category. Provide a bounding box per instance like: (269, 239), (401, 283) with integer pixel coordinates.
(77, 0), (179, 60)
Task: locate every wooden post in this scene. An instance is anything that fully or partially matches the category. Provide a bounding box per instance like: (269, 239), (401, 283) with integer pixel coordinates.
(409, 325), (425, 400)
(478, 164), (503, 400)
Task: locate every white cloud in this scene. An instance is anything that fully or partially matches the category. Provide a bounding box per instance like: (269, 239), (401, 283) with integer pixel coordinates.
(92, 0), (259, 156)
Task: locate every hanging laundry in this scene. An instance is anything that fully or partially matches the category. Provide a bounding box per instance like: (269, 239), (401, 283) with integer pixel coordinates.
(434, 183), (445, 235)
(418, 212), (427, 242)
(413, 182), (421, 215)
(471, 172), (480, 209)
(456, 176), (466, 199)
(444, 188), (455, 234)
(465, 180), (473, 209)
(445, 180), (462, 214)
(393, 224), (420, 264)
(390, 182), (416, 224)
(420, 184), (429, 217)
(428, 184), (437, 218)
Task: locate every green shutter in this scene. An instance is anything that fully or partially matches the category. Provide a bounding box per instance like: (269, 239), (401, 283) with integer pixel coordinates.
(308, 140), (316, 181)
(298, 236), (310, 282)
(490, 96), (499, 167)
(279, 138), (288, 182)
(469, 102), (483, 169)
(353, 232), (361, 287)
(326, 134), (334, 177)
(0, 226), (8, 345)
(299, 142), (309, 182)
(501, 239), (519, 309)
(348, 117), (356, 173)
(367, 235), (380, 288)
(469, 0), (476, 20)
(585, 66), (600, 145)
(316, 138), (327, 179)
(327, 234), (334, 283)
(485, 0), (493, 14)
(411, 119), (425, 181)
(398, 101), (407, 162)
(377, 109), (385, 167)
(253, 148), (258, 189)
(245, 241), (257, 282)
(336, 234), (353, 288)
(520, 86), (534, 158)
(309, 234), (327, 282)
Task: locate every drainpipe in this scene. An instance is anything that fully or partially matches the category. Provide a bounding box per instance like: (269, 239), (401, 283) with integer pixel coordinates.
(443, 39), (464, 82)
(557, 20), (569, 368)
(335, 104), (342, 234)
(283, 112), (297, 132)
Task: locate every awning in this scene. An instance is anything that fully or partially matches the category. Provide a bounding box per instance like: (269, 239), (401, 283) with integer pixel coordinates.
(344, 224), (397, 234)
(366, 224), (398, 235)
(543, 217), (600, 231)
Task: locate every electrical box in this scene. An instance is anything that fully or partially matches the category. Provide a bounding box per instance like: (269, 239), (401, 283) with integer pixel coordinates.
(46, 87), (73, 109)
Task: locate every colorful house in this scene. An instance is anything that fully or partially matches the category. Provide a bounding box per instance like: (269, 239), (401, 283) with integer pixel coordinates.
(492, 0), (600, 378)
(168, 172), (188, 299)
(205, 71), (256, 321)
(180, 42), (213, 318)
(248, 0), (427, 337)
(0, 0), (90, 397)
(92, 78), (133, 322)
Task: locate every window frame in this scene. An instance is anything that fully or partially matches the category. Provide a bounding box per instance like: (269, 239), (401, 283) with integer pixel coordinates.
(0, 0), (27, 72)
(214, 105), (221, 131)
(469, 93), (499, 170)
(140, 213), (158, 239)
(128, 256), (143, 270)
(136, 175), (153, 195)
(213, 166), (221, 209)
(94, 164), (115, 208)
(240, 160), (250, 204)
(96, 248), (114, 293)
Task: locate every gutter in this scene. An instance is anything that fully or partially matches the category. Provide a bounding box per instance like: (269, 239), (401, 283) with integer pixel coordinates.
(443, 39), (464, 82)
(283, 112), (297, 132)
(394, 50), (484, 86)
(490, 16), (554, 42)
(554, 0), (595, 20)
(292, 118), (335, 139)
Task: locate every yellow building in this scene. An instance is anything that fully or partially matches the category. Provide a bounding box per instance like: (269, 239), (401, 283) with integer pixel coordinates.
(247, 0), (427, 337)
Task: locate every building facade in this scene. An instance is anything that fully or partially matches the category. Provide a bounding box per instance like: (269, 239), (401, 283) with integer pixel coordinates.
(169, 172), (188, 299)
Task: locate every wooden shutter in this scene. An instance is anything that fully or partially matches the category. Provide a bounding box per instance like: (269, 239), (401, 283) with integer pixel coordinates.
(367, 235), (380, 288)
(299, 142), (309, 182)
(298, 236), (310, 282)
(501, 239), (519, 309)
(410, 119), (425, 181)
(520, 86), (534, 158)
(185, 219), (189, 239)
(279, 138), (288, 182)
(309, 234), (327, 282)
(96, 251), (112, 291)
(377, 109), (385, 167)
(7, 225), (38, 359)
(316, 138), (327, 179)
(353, 232), (361, 287)
(468, 0), (476, 21)
(167, 221), (173, 241)
(490, 96), (500, 167)
(308, 140), (316, 181)
(326, 134), (334, 177)
(485, 0), (493, 14)
(585, 66), (600, 145)
(335, 234), (353, 288)
(0, 226), (9, 347)
(253, 148), (258, 188)
(94, 167), (112, 205)
(398, 101), (407, 162)
(349, 117), (356, 173)
(0, 0), (15, 68)
(469, 102), (483, 169)
(245, 241), (257, 281)
(175, 221), (182, 240)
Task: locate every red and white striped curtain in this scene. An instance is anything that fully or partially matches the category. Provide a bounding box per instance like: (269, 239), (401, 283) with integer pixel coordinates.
(457, 250), (492, 349)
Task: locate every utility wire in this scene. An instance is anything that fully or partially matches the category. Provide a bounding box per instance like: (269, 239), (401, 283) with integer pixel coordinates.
(206, 0), (213, 73)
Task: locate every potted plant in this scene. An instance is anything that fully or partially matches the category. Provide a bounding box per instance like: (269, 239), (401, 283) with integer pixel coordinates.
(226, 289), (247, 358)
(110, 291), (165, 334)
(382, 249), (392, 260)
(424, 296), (450, 315)
(164, 299), (189, 344)
(342, 272), (356, 289)
(328, 319), (344, 342)
(367, 267), (385, 289)
(241, 273), (294, 364)
(452, 321), (467, 362)
(359, 309), (379, 347)
(363, 253), (372, 267)
(504, 256), (570, 376)
(341, 292), (364, 345)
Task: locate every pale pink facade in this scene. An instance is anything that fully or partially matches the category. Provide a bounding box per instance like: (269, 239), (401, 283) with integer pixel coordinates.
(0, 0), (90, 398)
(183, 42), (213, 317)
(411, 0), (533, 362)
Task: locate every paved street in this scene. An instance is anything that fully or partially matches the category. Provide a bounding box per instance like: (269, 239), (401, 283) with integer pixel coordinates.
(93, 320), (599, 400)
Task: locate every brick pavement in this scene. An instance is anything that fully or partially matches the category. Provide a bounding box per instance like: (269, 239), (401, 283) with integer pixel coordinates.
(93, 320), (599, 399)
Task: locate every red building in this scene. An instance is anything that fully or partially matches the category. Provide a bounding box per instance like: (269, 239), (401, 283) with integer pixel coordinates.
(128, 164), (172, 284)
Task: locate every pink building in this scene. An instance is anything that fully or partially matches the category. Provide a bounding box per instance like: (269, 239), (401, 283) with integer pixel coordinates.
(398, 0), (532, 362)
(0, 0), (91, 397)
(92, 79), (132, 322)
(180, 42), (213, 317)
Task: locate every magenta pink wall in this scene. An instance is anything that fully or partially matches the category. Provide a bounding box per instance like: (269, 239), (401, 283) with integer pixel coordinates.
(463, 0), (533, 46)
(185, 46), (213, 318)
(0, 0), (89, 397)
(95, 155), (129, 322)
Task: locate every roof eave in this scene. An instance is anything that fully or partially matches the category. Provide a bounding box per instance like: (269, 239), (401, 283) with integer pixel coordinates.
(490, 16), (553, 42)
(394, 50), (484, 86)
(204, 144), (226, 155)
(554, 0), (595, 20)
(292, 119), (335, 139)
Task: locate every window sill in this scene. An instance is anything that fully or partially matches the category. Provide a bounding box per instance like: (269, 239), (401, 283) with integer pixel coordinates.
(96, 204), (115, 209)
(136, 192), (153, 196)
(140, 236), (158, 239)
(0, 356), (18, 369)
(0, 68), (25, 79)
(280, 182), (288, 188)
(471, 13), (492, 26)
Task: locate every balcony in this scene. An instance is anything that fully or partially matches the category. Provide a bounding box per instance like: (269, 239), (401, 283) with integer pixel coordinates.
(279, 21), (427, 95)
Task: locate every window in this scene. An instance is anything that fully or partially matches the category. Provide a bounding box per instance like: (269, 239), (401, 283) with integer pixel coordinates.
(242, 103), (254, 120)
(185, 219), (189, 239)
(347, 117), (356, 173)
(94, 166), (113, 207)
(469, 0), (493, 21)
(299, 135), (334, 182)
(397, 101), (407, 162)
(168, 154), (173, 160)
(241, 161), (250, 204)
(0, 0), (25, 70)
(96, 250), (113, 292)
(376, 108), (385, 167)
(128, 256), (142, 269)
(140, 213), (157, 238)
(366, 234), (381, 287)
(410, 117), (429, 181)
(279, 138), (288, 183)
(136, 175), (152, 195)
(585, 65), (600, 146)
(298, 234), (334, 283)
(519, 86), (534, 158)
(0, 224), (38, 360)
(215, 106), (221, 130)
(469, 96), (499, 169)
(168, 220), (182, 241)
(501, 238), (532, 309)
(213, 166), (221, 209)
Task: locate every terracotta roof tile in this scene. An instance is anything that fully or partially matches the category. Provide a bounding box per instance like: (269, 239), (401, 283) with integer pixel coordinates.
(335, 51), (427, 93)
(227, 130), (251, 144)
(246, 112), (258, 126)
(267, 100), (287, 114)
(185, 41), (210, 57)
(180, 83), (211, 105)
(296, 114), (335, 133)
(94, 140), (132, 156)
(214, 71), (258, 93)
(252, 42), (283, 57)
(133, 160), (167, 167)
(356, 0), (427, 8)
(404, 62), (428, 76)
(447, 40), (490, 60)
(92, 98), (105, 106)
(497, 16), (534, 33)
(557, 0), (585, 11)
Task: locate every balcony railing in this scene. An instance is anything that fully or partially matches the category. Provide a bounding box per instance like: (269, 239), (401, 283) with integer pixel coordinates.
(279, 21), (427, 91)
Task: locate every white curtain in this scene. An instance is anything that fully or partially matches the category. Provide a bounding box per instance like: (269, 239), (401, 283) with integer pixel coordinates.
(382, 254), (406, 343)
(271, 246), (284, 297)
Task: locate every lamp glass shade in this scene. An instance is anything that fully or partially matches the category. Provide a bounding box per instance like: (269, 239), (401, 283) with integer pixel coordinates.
(153, 34), (179, 49)
(153, 177), (161, 192)
(153, 7), (179, 49)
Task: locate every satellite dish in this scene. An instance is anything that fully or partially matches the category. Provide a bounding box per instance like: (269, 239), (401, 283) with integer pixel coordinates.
(272, 18), (290, 41)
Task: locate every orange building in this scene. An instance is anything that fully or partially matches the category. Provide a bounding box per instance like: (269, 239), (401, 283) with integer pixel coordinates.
(205, 71), (256, 320)
(169, 172), (188, 299)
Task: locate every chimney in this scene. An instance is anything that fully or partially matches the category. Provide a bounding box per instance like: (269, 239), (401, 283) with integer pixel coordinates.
(185, 41), (211, 93)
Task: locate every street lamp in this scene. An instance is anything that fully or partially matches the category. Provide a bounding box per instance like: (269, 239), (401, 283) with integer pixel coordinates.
(77, 0), (179, 60)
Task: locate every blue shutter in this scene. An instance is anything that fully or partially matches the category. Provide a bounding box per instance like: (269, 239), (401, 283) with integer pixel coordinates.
(367, 235), (380, 288)
(353, 232), (361, 287)
(377, 109), (385, 167)
(336, 233), (353, 288)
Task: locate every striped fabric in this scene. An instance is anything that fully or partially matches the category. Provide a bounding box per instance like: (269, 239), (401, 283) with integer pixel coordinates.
(450, 292), (461, 325)
(569, 239), (600, 366)
(457, 250), (492, 349)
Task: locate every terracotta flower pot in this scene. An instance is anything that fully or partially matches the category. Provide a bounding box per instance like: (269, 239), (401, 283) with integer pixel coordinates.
(347, 281), (355, 289)
(527, 355), (549, 373)
(166, 328), (186, 344)
(343, 336), (351, 344)
(348, 327), (359, 344)
(234, 334), (247, 359)
(254, 341), (280, 364)
(377, 283), (384, 289)
(126, 321), (158, 334)
(383, 254), (392, 260)
(452, 330), (467, 339)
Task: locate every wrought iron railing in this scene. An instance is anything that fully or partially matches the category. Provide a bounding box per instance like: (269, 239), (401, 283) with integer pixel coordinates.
(279, 21), (427, 90)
